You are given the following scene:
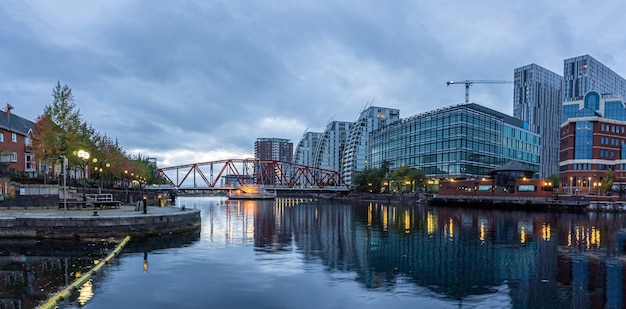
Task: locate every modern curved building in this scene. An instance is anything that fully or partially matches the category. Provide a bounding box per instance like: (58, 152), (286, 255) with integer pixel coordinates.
(341, 106), (400, 185)
(312, 121), (351, 172)
(293, 131), (322, 167)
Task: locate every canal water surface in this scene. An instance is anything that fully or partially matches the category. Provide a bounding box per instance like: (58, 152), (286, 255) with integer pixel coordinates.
(5, 196), (626, 308)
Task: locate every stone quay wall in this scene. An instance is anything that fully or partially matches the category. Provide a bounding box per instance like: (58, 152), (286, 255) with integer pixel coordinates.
(0, 208), (201, 240)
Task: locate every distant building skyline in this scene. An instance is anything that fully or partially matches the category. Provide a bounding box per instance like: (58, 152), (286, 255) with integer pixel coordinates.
(268, 54), (626, 189)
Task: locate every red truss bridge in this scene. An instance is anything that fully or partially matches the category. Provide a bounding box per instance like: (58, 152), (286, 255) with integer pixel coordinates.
(156, 159), (350, 192)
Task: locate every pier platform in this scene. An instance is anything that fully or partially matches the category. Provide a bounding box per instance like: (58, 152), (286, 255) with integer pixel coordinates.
(0, 205), (201, 240)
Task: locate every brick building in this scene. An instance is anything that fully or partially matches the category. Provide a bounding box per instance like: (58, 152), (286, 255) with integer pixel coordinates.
(560, 91), (626, 195)
(0, 105), (36, 175)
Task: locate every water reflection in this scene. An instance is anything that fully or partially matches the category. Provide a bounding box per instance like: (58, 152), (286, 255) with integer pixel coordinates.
(0, 240), (117, 308)
(6, 198), (626, 308)
(208, 198), (626, 308)
(0, 231), (200, 308)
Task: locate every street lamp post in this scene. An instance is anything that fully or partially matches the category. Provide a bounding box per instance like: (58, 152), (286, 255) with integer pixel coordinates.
(124, 170), (129, 203)
(77, 150), (90, 201)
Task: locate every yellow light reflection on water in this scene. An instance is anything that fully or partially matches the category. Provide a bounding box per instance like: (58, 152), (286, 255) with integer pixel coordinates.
(368, 203), (372, 227)
(404, 209), (410, 233)
(77, 279), (94, 305)
(520, 226), (526, 244)
(446, 217), (454, 240)
(382, 206), (388, 231)
(590, 226), (600, 247)
(427, 211), (435, 235)
(567, 230), (572, 247)
(479, 221), (485, 244)
(542, 223), (551, 242)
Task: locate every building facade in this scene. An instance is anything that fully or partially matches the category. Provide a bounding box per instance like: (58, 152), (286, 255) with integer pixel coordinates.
(369, 103), (540, 179)
(341, 106), (400, 185)
(254, 138), (293, 162)
(293, 131), (322, 167)
(513, 64), (562, 178)
(312, 121), (351, 173)
(0, 107), (35, 175)
(559, 91), (626, 195)
(563, 55), (626, 102)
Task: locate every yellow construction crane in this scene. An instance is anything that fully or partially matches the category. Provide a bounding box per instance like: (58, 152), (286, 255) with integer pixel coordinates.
(446, 80), (513, 103)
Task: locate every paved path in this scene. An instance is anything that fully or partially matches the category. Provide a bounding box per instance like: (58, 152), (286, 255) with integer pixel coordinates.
(0, 205), (180, 217)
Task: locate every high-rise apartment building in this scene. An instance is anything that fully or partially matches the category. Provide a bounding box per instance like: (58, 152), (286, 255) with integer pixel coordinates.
(369, 103), (540, 179)
(293, 131), (322, 167)
(563, 55), (626, 102)
(341, 106), (400, 185)
(254, 138), (293, 162)
(313, 121), (351, 173)
(513, 64), (562, 178)
(560, 91), (626, 194)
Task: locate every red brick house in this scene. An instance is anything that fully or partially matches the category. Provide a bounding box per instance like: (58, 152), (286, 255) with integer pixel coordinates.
(0, 105), (36, 175)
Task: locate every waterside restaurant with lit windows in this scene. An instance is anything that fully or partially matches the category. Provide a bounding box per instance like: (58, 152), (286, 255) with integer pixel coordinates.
(429, 160), (587, 210)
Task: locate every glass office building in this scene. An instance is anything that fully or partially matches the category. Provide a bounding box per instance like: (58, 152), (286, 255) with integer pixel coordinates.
(369, 103), (540, 179)
(513, 64), (562, 178)
(341, 106), (400, 185)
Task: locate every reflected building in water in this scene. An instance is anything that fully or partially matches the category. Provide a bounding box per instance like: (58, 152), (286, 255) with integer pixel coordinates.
(227, 200), (626, 307)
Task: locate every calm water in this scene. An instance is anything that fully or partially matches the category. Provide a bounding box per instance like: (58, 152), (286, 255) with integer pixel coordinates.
(3, 196), (626, 308)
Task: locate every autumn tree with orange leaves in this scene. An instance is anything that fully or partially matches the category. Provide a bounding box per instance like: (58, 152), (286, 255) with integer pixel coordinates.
(31, 82), (159, 186)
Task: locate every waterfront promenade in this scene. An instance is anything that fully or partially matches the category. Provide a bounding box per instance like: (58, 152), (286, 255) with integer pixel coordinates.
(0, 205), (201, 240)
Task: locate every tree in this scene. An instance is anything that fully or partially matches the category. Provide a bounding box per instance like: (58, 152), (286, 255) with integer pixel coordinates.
(601, 169), (614, 195)
(29, 81), (162, 187)
(548, 174), (560, 190)
(353, 168), (384, 193)
(33, 82), (93, 169)
(390, 165), (425, 193)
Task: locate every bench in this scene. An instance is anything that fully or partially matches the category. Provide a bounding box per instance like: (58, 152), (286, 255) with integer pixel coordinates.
(86, 194), (122, 209)
(58, 200), (87, 210)
(90, 200), (122, 209)
(59, 194), (122, 210)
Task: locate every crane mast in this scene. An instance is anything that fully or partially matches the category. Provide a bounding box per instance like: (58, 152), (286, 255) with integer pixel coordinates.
(446, 80), (513, 103)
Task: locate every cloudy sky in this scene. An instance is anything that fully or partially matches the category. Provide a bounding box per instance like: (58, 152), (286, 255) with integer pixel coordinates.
(1, 0), (625, 168)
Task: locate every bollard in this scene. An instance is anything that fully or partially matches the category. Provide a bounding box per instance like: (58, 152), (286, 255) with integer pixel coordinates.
(142, 195), (147, 214)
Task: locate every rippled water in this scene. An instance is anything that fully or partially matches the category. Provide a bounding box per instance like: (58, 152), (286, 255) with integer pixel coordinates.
(3, 196), (626, 308)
